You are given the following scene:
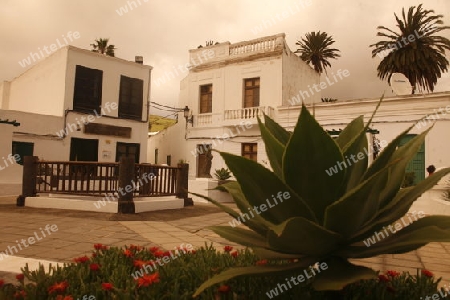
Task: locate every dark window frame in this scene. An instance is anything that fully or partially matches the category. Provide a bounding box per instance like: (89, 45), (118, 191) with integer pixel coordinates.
(243, 77), (260, 108)
(119, 75), (144, 120)
(116, 142), (140, 164)
(241, 143), (257, 161)
(199, 84), (213, 114)
(73, 65), (103, 114)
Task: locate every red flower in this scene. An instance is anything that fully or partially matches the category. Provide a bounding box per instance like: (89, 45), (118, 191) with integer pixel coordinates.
(224, 246), (233, 252)
(136, 273), (160, 288)
(230, 251), (239, 258)
(14, 290), (26, 299)
(422, 270), (434, 278)
(102, 282), (114, 291)
(90, 263), (100, 271)
(256, 259), (268, 266)
(129, 244), (143, 251)
(218, 285), (231, 293)
(387, 270), (400, 277)
(48, 281), (69, 294)
(73, 256), (90, 263)
(133, 260), (147, 268)
(15, 274), (24, 281)
(378, 275), (390, 282)
(123, 249), (133, 257)
(0, 279), (4, 287)
(153, 250), (165, 258)
(149, 246), (159, 253)
(94, 243), (108, 251)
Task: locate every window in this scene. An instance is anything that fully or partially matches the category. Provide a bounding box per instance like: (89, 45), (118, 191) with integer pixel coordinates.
(12, 142), (34, 165)
(243, 78), (260, 108)
(73, 65), (102, 113)
(199, 84), (212, 113)
(116, 142), (140, 163)
(155, 149), (159, 164)
(166, 155), (172, 166)
(242, 143), (257, 161)
(70, 138), (99, 162)
(119, 75), (144, 120)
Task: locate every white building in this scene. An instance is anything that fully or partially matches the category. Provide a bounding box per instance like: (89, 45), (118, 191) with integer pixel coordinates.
(0, 45), (152, 168)
(148, 33), (320, 177)
(148, 33), (450, 202)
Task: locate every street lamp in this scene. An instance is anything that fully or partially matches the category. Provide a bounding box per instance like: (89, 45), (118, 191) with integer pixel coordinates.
(183, 106), (194, 126)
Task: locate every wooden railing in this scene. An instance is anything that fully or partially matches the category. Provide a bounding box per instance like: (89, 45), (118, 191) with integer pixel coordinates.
(31, 160), (183, 197)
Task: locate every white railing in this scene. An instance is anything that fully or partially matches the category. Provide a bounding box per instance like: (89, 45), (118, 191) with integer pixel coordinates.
(224, 107), (265, 120)
(229, 34), (283, 56)
(195, 113), (213, 126)
(267, 106), (275, 119)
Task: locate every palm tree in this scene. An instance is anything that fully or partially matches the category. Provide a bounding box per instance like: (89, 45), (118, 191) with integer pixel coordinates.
(295, 31), (341, 75)
(370, 4), (450, 93)
(90, 38), (116, 57)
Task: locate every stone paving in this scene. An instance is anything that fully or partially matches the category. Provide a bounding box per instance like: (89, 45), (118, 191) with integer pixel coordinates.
(0, 193), (450, 289)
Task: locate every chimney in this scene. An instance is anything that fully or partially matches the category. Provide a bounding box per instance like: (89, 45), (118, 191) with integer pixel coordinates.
(135, 56), (143, 64)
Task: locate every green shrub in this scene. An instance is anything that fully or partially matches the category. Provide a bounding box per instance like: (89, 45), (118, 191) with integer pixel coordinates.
(214, 168), (232, 181)
(0, 244), (447, 299)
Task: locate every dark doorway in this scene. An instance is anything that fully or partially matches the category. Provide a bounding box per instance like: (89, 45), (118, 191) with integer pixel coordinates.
(116, 142), (140, 163)
(70, 138), (99, 162)
(197, 144), (212, 178)
(12, 142), (34, 165)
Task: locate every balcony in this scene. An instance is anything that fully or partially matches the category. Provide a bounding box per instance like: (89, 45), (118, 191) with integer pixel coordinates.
(193, 107), (275, 127)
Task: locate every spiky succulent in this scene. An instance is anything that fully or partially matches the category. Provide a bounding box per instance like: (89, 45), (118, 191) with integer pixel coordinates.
(193, 98), (450, 296)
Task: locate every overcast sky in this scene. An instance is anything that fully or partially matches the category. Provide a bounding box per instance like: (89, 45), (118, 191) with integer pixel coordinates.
(1, 0), (449, 115)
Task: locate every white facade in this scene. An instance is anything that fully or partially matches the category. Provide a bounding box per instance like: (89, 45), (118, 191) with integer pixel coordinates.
(148, 33), (320, 179)
(0, 46), (152, 166)
(147, 33), (450, 202)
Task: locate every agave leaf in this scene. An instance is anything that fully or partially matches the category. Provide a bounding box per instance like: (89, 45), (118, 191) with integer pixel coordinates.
(209, 226), (268, 248)
(193, 258), (317, 297)
(342, 216), (450, 258)
(263, 113), (291, 145)
(341, 127), (369, 191)
(324, 162), (395, 236)
(351, 168), (450, 242)
(218, 181), (274, 234)
(258, 116), (285, 178)
(252, 247), (303, 259)
(378, 126), (432, 208)
(267, 217), (343, 256)
(312, 257), (377, 291)
(220, 152), (317, 224)
(363, 119), (422, 181)
(283, 104), (345, 223)
(189, 191), (269, 236)
(335, 115), (365, 150)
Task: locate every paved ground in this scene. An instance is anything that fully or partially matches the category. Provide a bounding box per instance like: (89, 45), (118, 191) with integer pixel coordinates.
(0, 189), (450, 289)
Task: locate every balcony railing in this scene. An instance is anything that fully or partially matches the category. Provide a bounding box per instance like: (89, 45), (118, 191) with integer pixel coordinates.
(229, 34), (284, 56)
(224, 107), (265, 120)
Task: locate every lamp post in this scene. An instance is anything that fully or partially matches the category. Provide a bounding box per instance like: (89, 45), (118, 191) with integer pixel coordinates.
(183, 106), (194, 126)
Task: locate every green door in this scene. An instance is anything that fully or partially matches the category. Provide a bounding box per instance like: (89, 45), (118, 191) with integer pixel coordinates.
(399, 134), (425, 184)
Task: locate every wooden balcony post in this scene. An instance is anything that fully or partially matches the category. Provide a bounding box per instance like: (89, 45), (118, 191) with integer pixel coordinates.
(17, 156), (38, 206)
(118, 156), (135, 214)
(176, 163), (193, 206)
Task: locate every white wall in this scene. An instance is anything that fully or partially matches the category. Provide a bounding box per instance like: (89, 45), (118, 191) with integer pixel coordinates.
(282, 48), (321, 106)
(7, 48), (68, 116)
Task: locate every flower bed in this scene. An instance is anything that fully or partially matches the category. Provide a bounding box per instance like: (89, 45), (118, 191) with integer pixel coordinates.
(0, 244), (448, 299)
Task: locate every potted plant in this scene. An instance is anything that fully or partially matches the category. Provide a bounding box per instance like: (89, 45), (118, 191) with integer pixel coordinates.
(214, 168), (232, 185)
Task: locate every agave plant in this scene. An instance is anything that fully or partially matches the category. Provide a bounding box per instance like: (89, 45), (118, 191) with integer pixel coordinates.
(193, 98), (450, 296)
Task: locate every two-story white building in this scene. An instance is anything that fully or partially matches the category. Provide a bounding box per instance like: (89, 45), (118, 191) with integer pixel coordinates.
(0, 45), (152, 170)
(148, 33), (320, 179)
